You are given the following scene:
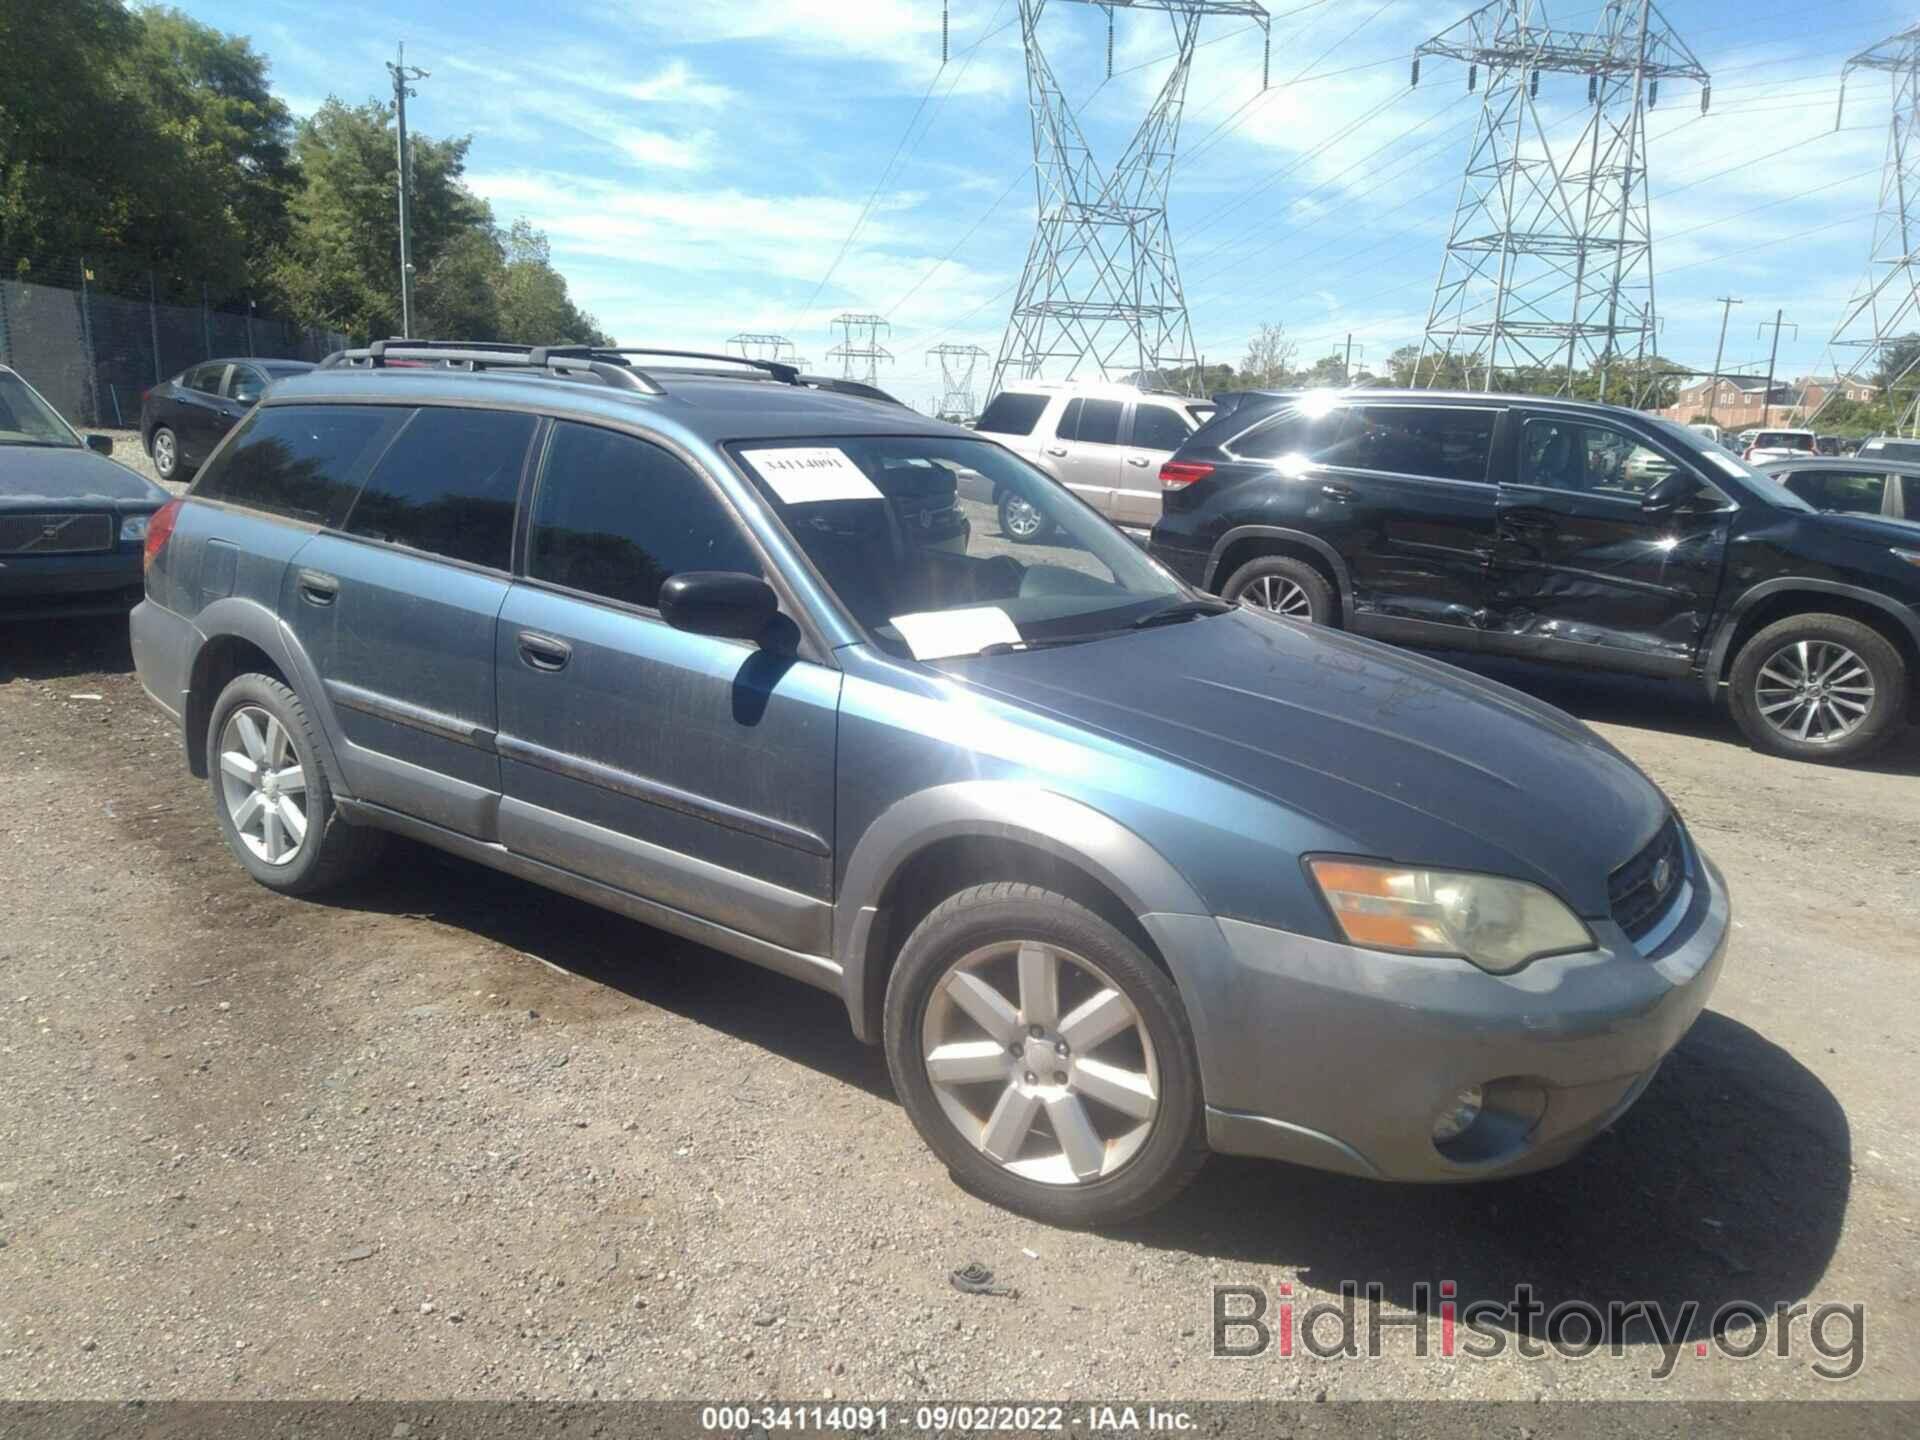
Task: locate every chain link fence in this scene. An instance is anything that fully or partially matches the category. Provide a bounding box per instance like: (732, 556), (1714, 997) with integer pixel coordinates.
(0, 260), (347, 428)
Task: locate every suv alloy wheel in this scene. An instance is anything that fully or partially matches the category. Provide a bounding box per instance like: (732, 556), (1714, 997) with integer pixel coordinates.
(884, 883), (1206, 1227)
(1727, 614), (1909, 763)
(998, 489), (1051, 544)
(1221, 555), (1335, 626)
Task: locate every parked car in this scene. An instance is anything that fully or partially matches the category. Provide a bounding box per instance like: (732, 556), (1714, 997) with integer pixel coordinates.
(1149, 389), (1920, 764)
(1686, 421), (1723, 446)
(139, 358), (315, 482)
(131, 342), (1727, 1225)
(0, 364), (171, 620)
(1815, 434), (1845, 456)
(1764, 456), (1918, 524)
(1743, 428), (1817, 463)
(973, 380), (1215, 535)
(1856, 434), (1920, 463)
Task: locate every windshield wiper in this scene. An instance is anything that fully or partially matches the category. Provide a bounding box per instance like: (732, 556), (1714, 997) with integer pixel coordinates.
(974, 633), (1115, 657)
(1128, 598), (1232, 630)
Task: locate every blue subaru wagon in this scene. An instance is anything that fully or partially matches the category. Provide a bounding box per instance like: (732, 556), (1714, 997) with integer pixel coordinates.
(131, 343), (1728, 1225)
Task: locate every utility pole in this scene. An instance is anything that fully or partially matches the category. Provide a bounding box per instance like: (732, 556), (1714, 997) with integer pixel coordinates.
(1705, 295), (1741, 421)
(1342, 334), (1366, 384)
(387, 43), (429, 338)
(1759, 309), (1798, 429)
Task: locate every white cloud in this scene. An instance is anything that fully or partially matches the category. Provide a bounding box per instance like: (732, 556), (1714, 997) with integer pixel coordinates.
(613, 127), (713, 171)
(623, 58), (735, 108)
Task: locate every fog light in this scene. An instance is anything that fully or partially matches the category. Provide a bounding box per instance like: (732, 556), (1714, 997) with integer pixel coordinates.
(1431, 1085), (1484, 1143)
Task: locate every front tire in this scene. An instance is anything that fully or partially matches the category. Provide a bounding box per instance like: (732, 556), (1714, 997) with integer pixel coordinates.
(151, 426), (180, 482)
(883, 883), (1206, 1227)
(1220, 554), (1336, 625)
(206, 673), (384, 894)
(997, 489), (1052, 545)
(1727, 614), (1907, 764)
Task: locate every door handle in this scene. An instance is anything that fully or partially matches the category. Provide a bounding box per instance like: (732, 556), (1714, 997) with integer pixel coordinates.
(517, 631), (572, 672)
(296, 569), (338, 606)
(1125, 455), (1151, 467)
(1044, 446), (1069, 457)
(1320, 483), (1355, 501)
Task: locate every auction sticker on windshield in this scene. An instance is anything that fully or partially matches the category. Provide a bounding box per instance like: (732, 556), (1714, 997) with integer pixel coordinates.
(739, 446), (883, 504)
(890, 606), (1021, 660)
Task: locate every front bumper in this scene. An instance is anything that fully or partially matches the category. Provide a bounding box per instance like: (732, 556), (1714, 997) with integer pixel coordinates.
(0, 550), (144, 620)
(1164, 847), (1730, 1183)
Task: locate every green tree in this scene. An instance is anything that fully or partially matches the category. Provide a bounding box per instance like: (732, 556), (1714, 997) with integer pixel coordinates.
(496, 220), (609, 345)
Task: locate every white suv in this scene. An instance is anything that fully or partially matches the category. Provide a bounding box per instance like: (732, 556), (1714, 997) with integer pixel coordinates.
(972, 380), (1215, 535)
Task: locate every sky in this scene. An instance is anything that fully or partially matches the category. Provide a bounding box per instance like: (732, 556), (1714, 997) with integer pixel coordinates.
(172, 0), (1919, 414)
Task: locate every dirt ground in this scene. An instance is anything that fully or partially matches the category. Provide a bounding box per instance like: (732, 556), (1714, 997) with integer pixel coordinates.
(0, 615), (1916, 1403)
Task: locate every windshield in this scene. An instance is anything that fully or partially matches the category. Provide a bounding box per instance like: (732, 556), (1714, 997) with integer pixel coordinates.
(1645, 415), (1816, 512)
(730, 435), (1185, 659)
(0, 371), (82, 448)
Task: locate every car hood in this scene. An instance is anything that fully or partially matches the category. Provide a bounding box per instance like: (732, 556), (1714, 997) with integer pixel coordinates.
(938, 610), (1669, 917)
(0, 446), (168, 507)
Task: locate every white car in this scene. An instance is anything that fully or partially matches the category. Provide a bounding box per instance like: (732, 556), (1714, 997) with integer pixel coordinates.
(1744, 428), (1817, 463)
(972, 380), (1215, 536)
(1687, 421), (1723, 446)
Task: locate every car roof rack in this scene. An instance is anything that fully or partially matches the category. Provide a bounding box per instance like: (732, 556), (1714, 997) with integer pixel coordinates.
(316, 340), (803, 394)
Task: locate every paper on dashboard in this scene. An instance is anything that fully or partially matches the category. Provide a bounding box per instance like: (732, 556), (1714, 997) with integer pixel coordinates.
(889, 606), (1022, 660)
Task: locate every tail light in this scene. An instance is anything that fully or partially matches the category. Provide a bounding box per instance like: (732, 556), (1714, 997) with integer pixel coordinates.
(144, 497), (183, 573)
(1160, 460), (1215, 491)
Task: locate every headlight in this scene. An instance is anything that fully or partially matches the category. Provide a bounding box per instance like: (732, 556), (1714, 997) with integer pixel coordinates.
(1306, 858), (1594, 973)
(119, 514), (150, 543)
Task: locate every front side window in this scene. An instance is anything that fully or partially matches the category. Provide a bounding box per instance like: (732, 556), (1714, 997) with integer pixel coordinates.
(1074, 399), (1124, 447)
(1129, 403), (1191, 453)
(192, 404), (405, 525)
(731, 435), (1182, 661)
(1349, 406), (1495, 482)
(1518, 418), (1673, 498)
(186, 364), (226, 395)
(343, 407), (536, 568)
(0, 370), (81, 448)
(1056, 398), (1084, 440)
(975, 392), (1048, 437)
(528, 422), (759, 611)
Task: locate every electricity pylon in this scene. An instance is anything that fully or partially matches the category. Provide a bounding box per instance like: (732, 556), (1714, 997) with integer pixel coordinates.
(929, 343), (991, 417)
(1812, 22), (1920, 435)
(828, 313), (893, 385)
(1410, 0), (1707, 398)
(727, 332), (797, 362)
(991, 0), (1271, 396)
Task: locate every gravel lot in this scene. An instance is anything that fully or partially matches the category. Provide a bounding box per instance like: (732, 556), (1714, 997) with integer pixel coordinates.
(2, 569), (1918, 1399)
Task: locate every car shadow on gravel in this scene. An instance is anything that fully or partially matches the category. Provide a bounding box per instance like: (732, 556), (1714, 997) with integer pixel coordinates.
(326, 844), (897, 1101)
(0, 615), (135, 682)
(1439, 651), (1920, 777)
(1126, 1009), (1851, 1347)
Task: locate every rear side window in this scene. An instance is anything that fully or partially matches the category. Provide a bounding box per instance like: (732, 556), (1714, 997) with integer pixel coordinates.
(192, 404), (405, 526)
(1075, 399), (1124, 446)
(1805, 471), (1887, 515)
(1233, 407), (1353, 462)
(1129, 403), (1191, 453)
(342, 407), (537, 569)
(1351, 406), (1496, 482)
(527, 423), (759, 611)
(975, 392), (1048, 436)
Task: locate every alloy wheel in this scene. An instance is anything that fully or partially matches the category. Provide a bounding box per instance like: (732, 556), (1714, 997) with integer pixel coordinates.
(920, 940), (1160, 1186)
(217, 705), (309, 865)
(153, 430), (175, 477)
(1238, 574), (1312, 618)
(1003, 496), (1044, 540)
(1753, 639), (1875, 745)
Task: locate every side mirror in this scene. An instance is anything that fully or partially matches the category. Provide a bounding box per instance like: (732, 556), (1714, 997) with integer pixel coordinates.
(85, 434), (114, 456)
(658, 571), (780, 642)
(1640, 469), (1699, 512)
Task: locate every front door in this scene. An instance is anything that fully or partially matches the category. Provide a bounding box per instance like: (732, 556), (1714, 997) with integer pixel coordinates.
(1328, 402), (1502, 644)
(1486, 412), (1733, 676)
(493, 421), (840, 958)
(1053, 397), (1127, 517)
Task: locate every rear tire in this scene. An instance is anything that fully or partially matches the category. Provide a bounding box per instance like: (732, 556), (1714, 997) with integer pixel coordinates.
(1220, 554), (1337, 626)
(883, 883), (1207, 1227)
(206, 673), (385, 894)
(151, 426), (180, 482)
(1727, 613), (1907, 764)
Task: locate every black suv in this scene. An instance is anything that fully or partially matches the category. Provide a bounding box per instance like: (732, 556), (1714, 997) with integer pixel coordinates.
(1148, 390), (1920, 764)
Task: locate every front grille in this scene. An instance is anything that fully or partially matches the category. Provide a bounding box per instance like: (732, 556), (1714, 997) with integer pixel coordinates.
(0, 512), (114, 555)
(1609, 816), (1686, 943)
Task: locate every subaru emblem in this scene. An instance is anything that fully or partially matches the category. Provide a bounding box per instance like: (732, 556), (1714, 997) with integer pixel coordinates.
(1651, 856), (1672, 896)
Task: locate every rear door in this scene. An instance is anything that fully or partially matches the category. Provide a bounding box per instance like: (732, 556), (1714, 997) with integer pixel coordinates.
(280, 405), (537, 837)
(493, 421), (839, 957)
(1113, 399), (1195, 527)
(1487, 411), (1733, 676)
(1326, 402), (1501, 642)
(1052, 398), (1127, 517)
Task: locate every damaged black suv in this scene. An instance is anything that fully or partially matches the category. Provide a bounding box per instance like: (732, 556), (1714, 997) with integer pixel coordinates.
(1148, 390), (1920, 764)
